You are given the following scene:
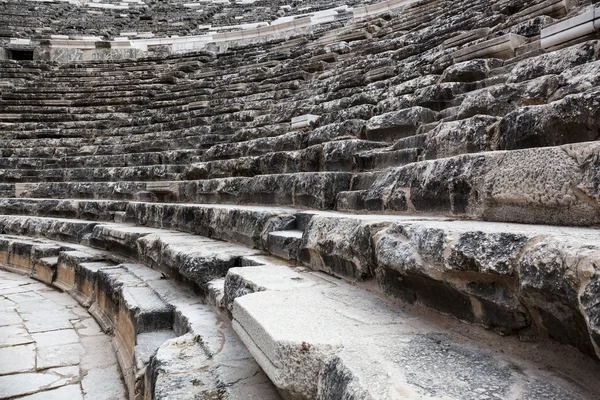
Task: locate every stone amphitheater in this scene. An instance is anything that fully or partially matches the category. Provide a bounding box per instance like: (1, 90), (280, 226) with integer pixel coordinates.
(1, 0), (600, 398)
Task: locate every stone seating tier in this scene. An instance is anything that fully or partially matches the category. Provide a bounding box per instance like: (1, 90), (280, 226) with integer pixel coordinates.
(1, 212), (600, 399)
(1, 0), (600, 398)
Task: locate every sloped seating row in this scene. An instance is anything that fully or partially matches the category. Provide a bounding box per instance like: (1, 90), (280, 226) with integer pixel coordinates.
(5, 139), (599, 227)
(1, 0), (600, 398)
(0, 216), (283, 399)
(2, 35), (598, 188)
(1, 198), (600, 359)
(1, 208), (600, 399)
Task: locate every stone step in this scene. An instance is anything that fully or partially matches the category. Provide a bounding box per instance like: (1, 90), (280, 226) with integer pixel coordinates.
(0, 149), (205, 169)
(3, 137), (599, 227)
(185, 139), (388, 179)
(3, 202), (600, 362)
(337, 140), (600, 226)
(0, 235), (82, 278)
(0, 134), (224, 157)
(355, 147), (422, 170)
(11, 171), (354, 210)
(228, 263), (600, 399)
(266, 230), (303, 261)
(31, 255), (59, 284)
(0, 233), (281, 399)
(0, 164), (185, 183)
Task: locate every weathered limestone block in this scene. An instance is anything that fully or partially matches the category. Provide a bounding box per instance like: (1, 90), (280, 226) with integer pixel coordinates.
(136, 231), (260, 294)
(73, 260), (117, 305)
(260, 146), (321, 175)
(413, 82), (470, 111)
(0, 236), (40, 274)
(0, 214), (100, 242)
(321, 139), (387, 171)
(90, 225), (163, 258)
(365, 106), (437, 142)
(186, 146), (316, 181)
(339, 152), (485, 214)
(175, 172), (351, 210)
(0, 198), (128, 221)
(204, 132), (305, 161)
(364, 66), (395, 83)
(337, 142), (600, 226)
(374, 222), (531, 334)
(116, 285), (173, 352)
(581, 266), (600, 358)
(517, 236), (600, 357)
(223, 265), (316, 309)
(57, 248), (113, 292)
(373, 94), (413, 115)
(91, 265), (143, 331)
(440, 59), (502, 82)
(318, 104), (373, 126)
(266, 230), (303, 261)
(457, 74), (561, 119)
(512, 15), (556, 37)
(232, 282), (598, 400)
(184, 178), (246, 205)
(442, 28), (490, 49)
(306, 119), (366, 146)
(14, 181), (146, 201)
(552, 60), (600, 101)
(148, 334), (223, 400)
(0, 198), (78, 219)
(124, 202), (295, 250)
(355, 147), (421, 171)
(423, 115), (501, 159)
(292, 172), (353, 209)
(186, 147), (322, 180)
(453, 33), (528, 62)
(488, 146), (598, 226)
(298, 215), (388, 281)
(237, 174), (297, 206)
(391, 75), (440, 96)
(494, 87), (600, 150)
(30, 254), (58, 284)
(507, 39), (599, 83)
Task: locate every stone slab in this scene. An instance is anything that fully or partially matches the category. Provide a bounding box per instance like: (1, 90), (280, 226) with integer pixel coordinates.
(0, 343), (36, 374)
(233, 282), (599, 399)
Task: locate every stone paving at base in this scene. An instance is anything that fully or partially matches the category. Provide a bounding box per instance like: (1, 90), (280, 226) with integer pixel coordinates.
(0, 269), (127, 400)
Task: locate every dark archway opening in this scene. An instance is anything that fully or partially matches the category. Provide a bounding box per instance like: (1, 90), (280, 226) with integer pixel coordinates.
(8, 50), (34, 60)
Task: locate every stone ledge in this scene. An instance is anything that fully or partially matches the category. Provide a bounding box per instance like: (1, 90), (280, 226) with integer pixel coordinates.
(2, 206), (600, 364)
(0, 231), (281, 400)
(337, 141), (600, 227)
(541, 6), (600, 50)
(453, 33), (529, 62)
(228, 264), (600, 399)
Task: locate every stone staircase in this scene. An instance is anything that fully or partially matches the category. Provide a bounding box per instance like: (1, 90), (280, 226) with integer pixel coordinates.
(1, 0), (600, 398)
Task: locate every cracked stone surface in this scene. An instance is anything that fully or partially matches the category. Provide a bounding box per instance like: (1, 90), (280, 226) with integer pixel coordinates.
(0, 269), (127, 400)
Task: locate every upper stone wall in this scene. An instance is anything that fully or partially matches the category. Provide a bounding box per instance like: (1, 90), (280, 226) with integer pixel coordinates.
(0, 0), (357, 40)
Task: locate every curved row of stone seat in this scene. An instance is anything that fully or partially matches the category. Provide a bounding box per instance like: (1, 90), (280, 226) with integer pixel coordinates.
(6, 139), (600, 227)
(0, 216), (283, 399)
(3, 9), (596, 132)
(2, 200), (600, 360)
(0, 0), (361, 39)
(0, 82), (597, 185)
(0, 149), (205, 169)
(1, 207), (600, 399)
(0, 1), (536, 122)
(1, 39), (599, 188)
